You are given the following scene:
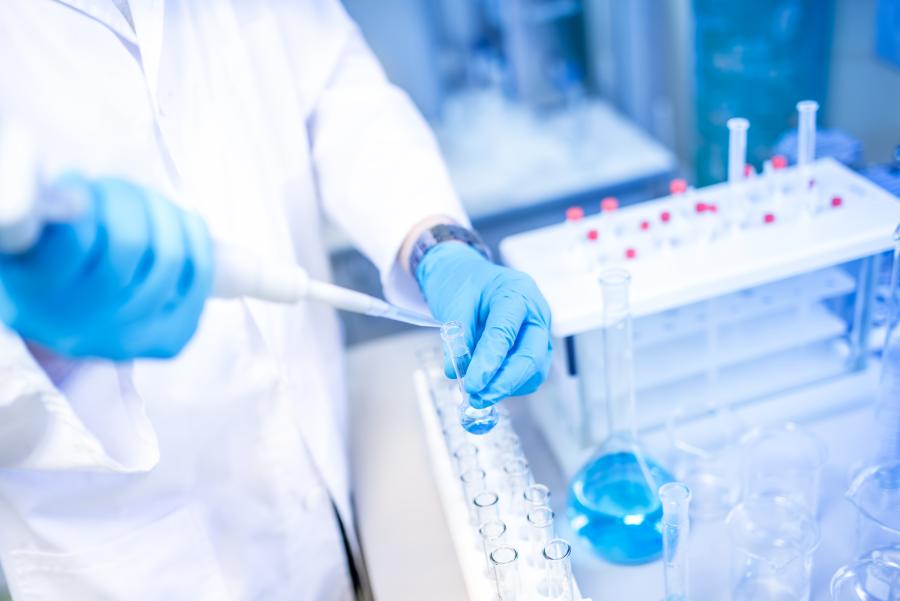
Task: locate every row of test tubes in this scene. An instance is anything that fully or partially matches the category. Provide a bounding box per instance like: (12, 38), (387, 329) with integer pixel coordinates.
(417, 344), (581, 601)
(564, 100), (844, 269)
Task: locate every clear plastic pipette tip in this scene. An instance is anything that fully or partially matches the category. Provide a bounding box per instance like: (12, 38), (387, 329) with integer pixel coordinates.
(382, 305), (442, 328)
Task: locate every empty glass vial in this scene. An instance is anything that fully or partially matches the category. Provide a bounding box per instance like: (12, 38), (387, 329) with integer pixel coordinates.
(452, 443), (480, 475)
(524, 483), (552, 512)
(460, 468), (487, 522)
(660, 482), (692, 601)
(526, 506), (555, 567)
(473, 491), (501, 528)
(490, 545), (521, 601)
(479, 520), (508, 572)
(504, 457), (533, 517)
(440, 321), (499, 435)
(542, 539), (576, 601)
(568, 269), (673, 564)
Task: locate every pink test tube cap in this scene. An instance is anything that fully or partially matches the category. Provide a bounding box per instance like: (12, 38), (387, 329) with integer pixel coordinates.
(707, 203), (719, 214)
(763, 212), (776, 224)
(566, 206), (584, 222)
(586, 229), (599, 241)
(695, 202), (707, 213)
(831, 196), (843, 208)
(600, 197), (619, 212)
(624, 248), (637, 260)
(744, 164), (755, 177)
(669, 179), (687, 195)
(771, 155), (788, 170)
(660, 210), (672, 223)
(640, 220), (650, 231)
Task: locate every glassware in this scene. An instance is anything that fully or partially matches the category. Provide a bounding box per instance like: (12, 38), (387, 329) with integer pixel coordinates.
(460, 468), (487, 522)
(830, 461), (900, 600)
(741, 422), (827, 517)
(873, 224), (900, 464)
(542, 539), (576, 601)
(490, 545), (521, 601)
(660, 482), (692, 601)
(567, 269), (674, 564)
(726, 495), (820, 601)
(523, 483), (552, 512)
(526, 506), (555, 567)
(440, 321), (499, 435)
(453, 443), (480, 474)
(504, 457), (532, 517)
(479, 520), (508, 572)
(473, 491), (501, 528)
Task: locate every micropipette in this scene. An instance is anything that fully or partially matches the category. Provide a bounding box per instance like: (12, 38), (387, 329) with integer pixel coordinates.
(0, 121), (440, 329)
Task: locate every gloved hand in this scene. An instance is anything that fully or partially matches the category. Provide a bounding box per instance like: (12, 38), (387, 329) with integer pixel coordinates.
(417, 242), (552, 406)
(0, 174), (213, 360)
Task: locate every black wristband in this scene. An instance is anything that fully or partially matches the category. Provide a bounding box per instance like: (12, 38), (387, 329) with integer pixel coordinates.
(409, 224), (492, 278)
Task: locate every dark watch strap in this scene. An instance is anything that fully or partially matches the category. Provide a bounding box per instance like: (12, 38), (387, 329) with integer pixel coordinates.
(409, 224), (492, 278)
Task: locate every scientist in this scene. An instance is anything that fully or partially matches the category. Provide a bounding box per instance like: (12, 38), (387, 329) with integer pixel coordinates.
(0, 1), (551, 600)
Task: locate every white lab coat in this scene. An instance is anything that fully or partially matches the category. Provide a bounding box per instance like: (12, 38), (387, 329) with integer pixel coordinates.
(0, 1), (467, 599)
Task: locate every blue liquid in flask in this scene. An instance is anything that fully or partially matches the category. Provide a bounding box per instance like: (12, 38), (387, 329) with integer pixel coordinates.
(567, 450), (674, 564)
(458, 398), (498, 435)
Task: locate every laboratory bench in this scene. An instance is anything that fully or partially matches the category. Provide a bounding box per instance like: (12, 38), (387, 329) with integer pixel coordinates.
(346, 328), (883, 601)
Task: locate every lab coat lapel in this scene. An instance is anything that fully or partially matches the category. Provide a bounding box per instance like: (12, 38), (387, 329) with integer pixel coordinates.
(48, 0), (137, 44)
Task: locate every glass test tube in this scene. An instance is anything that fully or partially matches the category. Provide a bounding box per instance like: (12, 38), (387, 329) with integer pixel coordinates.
(660, 482), (692, 601)
(796, 101), (820, 215)
(440, 321), (498, 435)
(490, 546), (521, 601)
(473, 491), (500, 527)
(523, 483), (551, 511)
(453, 443), (480, 474)
(542, 539), (576, 601)
(460, 468), (486, 521)
(526, 506), (555, 567)
(727, 117), (750, 229)
(503, 457), (532, 517)
(479, 520), (508, 572)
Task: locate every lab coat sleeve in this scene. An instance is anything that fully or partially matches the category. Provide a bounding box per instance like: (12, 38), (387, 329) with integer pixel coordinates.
(0, 325), (159, 473)
(308, 16), (470, 311)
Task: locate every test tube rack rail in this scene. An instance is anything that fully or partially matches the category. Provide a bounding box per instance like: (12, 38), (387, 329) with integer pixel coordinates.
(413, 369), (592, 601)
(500, 157), (900, 469)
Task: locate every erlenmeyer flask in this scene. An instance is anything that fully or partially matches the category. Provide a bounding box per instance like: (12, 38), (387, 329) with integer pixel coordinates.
(567, 269), (673, 564)
(831, 461), (900, 601)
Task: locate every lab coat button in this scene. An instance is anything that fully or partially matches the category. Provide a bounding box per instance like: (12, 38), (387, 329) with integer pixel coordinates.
(302, 486), (329, 512)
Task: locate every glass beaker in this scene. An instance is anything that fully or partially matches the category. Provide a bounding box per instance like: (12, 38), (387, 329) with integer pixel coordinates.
(830, 461), (900, 600)
(567, 269), (674, 564)
(741, 422), (827, 517)
(726, 495), (820, 601)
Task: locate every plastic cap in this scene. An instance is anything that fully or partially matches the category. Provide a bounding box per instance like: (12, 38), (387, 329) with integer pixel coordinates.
(566, 206), (584, 221)
(640, 220), (650, 231)
(669, 179), (687, 195)
(624, 248), (637, 260)
(660, 210), (672, 223)
(744, 164), (755, 177)
(763, 212), (776, 224)
(831, 196), (843, 208)
(708, 203), (718, 213)
(771, 155), (788, 169)
(695, 202), (707, 213)
(600, 197), (619, 212)
(586, 229), (599, 241)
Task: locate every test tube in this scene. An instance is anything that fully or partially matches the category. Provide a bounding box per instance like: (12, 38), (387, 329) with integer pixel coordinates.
(460, 468), (487, 521)
(542, 539), (576, 601)
(727, 118), (750, 230)
(796, 100), (819, 166)
(479, 520), (508, 572)
(503, 457), (532, 516)
(490, 546), (521, 601)
(440, 321), (498, 435)
(473, 491), (501, 527)
(526, 506), (555, 567)
(452, 443), (480, 474)
(660, 482), (692, 601)
(523, 483), (552, 512)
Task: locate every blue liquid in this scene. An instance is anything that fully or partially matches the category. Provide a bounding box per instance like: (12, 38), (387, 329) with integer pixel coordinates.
(567, 451), (674, 564)
(459, 401), (498, 435)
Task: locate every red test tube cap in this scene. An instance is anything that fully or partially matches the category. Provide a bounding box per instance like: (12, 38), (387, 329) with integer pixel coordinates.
(744, 164), (755, 177)
(660, 210), (672, 223)
(708, 203), (718, 213)
(831, 196), (843, 208)
(600, 197), (619, 212)
(625, 248), (637, 260)
(763, 212), (776, 224)
(669, 179), (688, 195)
(586, 229), (599, 241)
(771, 155), (788, 170)
(640, 220), (650, 231)
(566, 206), (584, 222)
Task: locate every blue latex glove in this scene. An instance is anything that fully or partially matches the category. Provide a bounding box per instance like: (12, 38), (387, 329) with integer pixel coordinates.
(0, 174), (213, 360)
(417, 242), (552, 406)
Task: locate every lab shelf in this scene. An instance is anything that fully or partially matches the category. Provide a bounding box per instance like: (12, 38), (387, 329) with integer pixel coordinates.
(413, 369), (591, 601)
(500, 158), (900, 338)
